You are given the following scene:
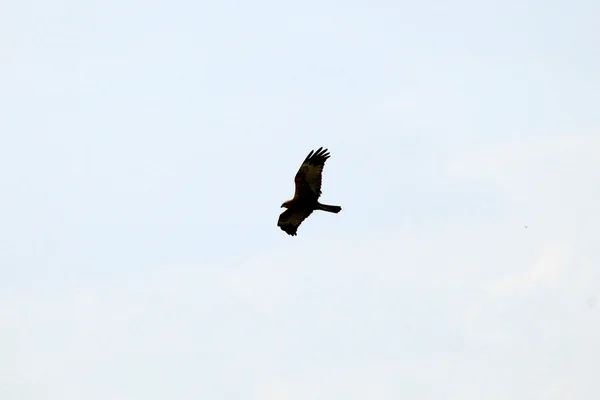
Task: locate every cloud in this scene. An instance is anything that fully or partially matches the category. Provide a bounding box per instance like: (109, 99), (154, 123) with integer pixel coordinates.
(445, 135), (600, 183)
(486, 245), (569, 296)
(543, 378), (581, 400)
(2, 216), (599, 399)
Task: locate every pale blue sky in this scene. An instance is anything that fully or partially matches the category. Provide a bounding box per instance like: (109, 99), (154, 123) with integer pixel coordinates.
(1, 0), (599, 399)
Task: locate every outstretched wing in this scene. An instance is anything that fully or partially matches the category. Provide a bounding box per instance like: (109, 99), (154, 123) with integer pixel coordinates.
(293, 147), (331, 200)
(277, 208), (314, 236)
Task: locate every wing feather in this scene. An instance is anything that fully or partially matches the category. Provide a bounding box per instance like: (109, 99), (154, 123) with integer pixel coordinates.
(293, 147), (331, 200)
(277, 208), (314, 236)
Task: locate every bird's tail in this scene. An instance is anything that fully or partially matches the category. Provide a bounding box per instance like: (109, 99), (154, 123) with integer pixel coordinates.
(317, 203), (342, 213)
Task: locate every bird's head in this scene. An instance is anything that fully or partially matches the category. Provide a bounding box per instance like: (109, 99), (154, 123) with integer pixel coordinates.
(281, 200), (292, 208)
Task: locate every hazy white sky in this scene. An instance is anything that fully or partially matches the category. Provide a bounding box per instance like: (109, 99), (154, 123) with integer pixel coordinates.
(1, 0), (599, 399)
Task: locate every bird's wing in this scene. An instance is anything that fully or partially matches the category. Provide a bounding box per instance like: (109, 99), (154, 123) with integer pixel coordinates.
(293, 147), (331, 200)
(277, 208), (314, 236)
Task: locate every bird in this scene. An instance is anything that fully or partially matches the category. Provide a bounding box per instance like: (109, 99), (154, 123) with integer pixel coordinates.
(277, 147), (342, 236)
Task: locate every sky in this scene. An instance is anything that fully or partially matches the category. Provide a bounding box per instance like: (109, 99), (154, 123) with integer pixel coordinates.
(1, 0), (599, 398)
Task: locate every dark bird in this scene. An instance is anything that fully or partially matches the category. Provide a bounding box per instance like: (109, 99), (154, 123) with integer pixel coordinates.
(278, 147), (341, 236)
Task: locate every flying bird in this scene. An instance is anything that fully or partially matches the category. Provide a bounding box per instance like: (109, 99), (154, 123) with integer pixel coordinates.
(278, 147), (341, 236)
